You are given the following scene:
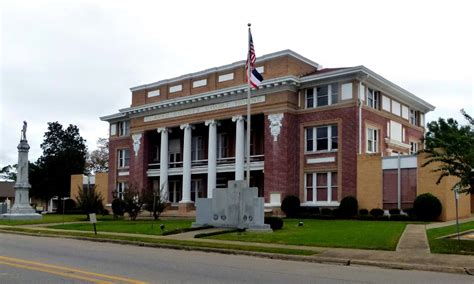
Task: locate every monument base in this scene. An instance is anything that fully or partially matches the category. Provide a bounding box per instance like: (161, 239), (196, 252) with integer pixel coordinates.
(193, 180), (272, 232)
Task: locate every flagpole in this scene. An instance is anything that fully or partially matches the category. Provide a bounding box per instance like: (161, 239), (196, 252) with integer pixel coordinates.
(246, 23), (252, 187)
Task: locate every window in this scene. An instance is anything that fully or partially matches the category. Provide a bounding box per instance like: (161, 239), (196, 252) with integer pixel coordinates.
(217, 133), (228, 159)
(367, 128), (379, 153)
(305, 88), (314, 108)
(367, 88), (379, 109)
(305, 172), (338, 203)
(305, 83), (339, 108)
(410, 142), (419, 154)
(410, 109), (418, 126)
(118, 149), (130, 168)
(191, 136), (204, 161)
(305, 125), (338, 152)
(118, 121), (130, 136)
(116, 182), (127, 200)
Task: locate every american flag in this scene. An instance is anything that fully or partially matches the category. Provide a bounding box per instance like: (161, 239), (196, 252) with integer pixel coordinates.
(246, 28), (263, 88)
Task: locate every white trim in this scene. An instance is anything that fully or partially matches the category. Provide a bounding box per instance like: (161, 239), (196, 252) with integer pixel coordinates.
(192, 79), (207, 88)
(218, 73), (234, 82)
(148, 89), (160, 97)
(144, 96), (265, 122)
(118, 171), (129, 176)
(169, 84), (183, 93)
(307, 157), (335, 164)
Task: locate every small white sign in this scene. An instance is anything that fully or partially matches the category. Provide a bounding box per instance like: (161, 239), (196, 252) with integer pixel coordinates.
(89, 213), (97, 223)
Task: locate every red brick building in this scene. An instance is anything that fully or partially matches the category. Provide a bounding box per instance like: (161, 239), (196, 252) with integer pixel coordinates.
(101, 50), (436, 214)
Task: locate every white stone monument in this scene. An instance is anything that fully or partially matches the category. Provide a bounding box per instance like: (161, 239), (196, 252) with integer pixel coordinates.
(193, 180), (271, 231)
(1, 121), (42, 220)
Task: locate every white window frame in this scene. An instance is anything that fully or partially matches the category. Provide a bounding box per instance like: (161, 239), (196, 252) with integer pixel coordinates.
(367, 88), (379, 109)
(410, 141), (419, 154)
(304, 172), (337, 204)
(116, 182), (127, 200)
(410, 109), (418, 126)
(366, 128), (379, 153)
(305, 125), (338, 153)
(118, 121), (129, 136)
(305, 83), (339, 108)
(118, 149), (130, 168)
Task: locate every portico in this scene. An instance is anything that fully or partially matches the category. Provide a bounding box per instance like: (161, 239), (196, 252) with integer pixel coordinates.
(144, 115), (265, 211)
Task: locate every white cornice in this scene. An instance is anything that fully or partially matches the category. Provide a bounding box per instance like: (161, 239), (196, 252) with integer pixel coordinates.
(129, 49), (319, 92)
(120, 76), (299, 116)
(99, 112), (126, 122)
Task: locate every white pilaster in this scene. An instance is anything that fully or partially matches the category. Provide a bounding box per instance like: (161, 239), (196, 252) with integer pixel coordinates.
(205, 120), (218, 198)
(157, 128), (169, 202)
(180, 123), (192, 203)
(232, 115), (245, 180)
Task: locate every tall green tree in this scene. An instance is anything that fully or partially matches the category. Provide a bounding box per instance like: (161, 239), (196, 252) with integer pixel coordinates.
(0, 165), (17, 181)
(422, 109), (474, 194)
(32, 122), (87, 201)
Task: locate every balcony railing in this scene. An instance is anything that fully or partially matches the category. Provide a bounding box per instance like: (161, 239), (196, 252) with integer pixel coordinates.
(147, 154), (264, 170)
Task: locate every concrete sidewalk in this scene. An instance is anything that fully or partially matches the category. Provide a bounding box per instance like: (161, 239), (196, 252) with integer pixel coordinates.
(1, 218), (473, 276)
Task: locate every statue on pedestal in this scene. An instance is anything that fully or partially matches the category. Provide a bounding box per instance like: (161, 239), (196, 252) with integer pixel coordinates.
(21, 121), (27, 141)
(0, 121), (42, 220)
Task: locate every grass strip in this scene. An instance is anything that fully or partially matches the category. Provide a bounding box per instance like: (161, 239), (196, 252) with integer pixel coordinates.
(0, 227), (316, 256)
(426, 221), (474, 255)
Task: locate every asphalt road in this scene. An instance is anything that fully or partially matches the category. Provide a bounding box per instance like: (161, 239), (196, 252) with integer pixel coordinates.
(0, 233), (472, 283)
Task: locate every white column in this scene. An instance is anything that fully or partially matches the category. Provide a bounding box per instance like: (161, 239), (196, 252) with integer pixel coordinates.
(180, 123), (192, 203)
(205, 120), (217, 198)
(232, 115), (245, 180)
(157, 128), (169, 202)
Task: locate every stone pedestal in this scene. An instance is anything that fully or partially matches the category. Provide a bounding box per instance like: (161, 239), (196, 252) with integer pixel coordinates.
(1, 139), (42, 220)
(193, 180), (271, 231)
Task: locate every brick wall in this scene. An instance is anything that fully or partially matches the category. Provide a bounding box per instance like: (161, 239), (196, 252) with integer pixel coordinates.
(417, 153), (471, 221)
(108, 137), (132, 202)
(298, 106), (358, 201)
(264, 113), (299, 203)
(356, 154), (383, 210)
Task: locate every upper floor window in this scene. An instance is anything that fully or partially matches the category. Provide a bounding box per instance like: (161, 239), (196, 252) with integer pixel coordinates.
(367, 88), (379, 109)
(305, 125), (338, 152)
(367, 128), (379, 153)
(305, 83), (339, 108)
(118, 121), (130, 136)
(409, 141), (419, 154)
(410, 109), (418, 126)
(118, 149), (130, 168)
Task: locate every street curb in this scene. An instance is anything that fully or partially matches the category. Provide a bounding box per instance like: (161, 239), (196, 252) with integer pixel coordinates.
(1, 229), (472, 276)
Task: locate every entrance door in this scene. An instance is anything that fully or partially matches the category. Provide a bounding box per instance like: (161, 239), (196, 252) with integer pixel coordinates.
(168, 180), (182, 204)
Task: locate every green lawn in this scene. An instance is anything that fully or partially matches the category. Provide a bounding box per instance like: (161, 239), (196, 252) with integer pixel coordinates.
(48, 219), (194, 236)
(0, 214), (112, 226)
(427, 221), (474, 255)
(206, 219), (408, 250)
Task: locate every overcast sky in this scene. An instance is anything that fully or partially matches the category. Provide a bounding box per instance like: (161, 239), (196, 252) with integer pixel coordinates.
(1, 0), (472, 167)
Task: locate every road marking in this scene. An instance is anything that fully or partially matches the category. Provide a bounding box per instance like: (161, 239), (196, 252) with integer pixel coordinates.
(0, 256), (148, 284)
(0, 260), (113, 284)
